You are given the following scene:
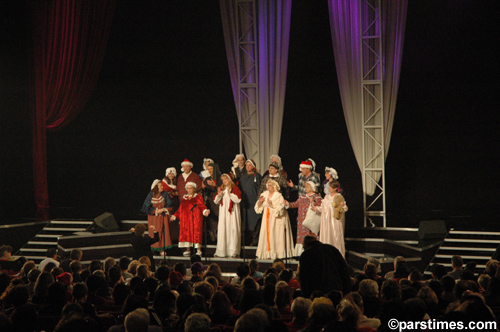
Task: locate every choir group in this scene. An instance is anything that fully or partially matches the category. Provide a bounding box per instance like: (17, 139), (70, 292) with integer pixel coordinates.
(140, 154), (348, 260)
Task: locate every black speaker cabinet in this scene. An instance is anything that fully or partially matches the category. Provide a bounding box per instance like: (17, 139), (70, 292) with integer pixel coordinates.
(94, 212), (119, 231)
(418, 220), (447, 240)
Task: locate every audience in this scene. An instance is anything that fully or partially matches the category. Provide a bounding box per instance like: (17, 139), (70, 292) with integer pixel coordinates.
(3, 240), (500, 332)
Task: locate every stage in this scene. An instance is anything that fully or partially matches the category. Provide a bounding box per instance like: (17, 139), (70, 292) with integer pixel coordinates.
(4, 217), (500, 278)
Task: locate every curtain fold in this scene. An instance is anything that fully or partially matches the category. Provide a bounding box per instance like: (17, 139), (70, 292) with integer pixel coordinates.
(220, 0), (292, 172)
(327, 0), (407, 195)
(31, 0), (115, 220)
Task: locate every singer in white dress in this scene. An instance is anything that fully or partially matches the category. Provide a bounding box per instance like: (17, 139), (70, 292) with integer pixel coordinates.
(214, 174), (242, 258)
(312, 180), (348, 257)
(254, 179), (294, 260)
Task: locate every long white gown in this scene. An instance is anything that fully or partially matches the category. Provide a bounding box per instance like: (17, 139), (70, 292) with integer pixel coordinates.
(214, 188), (242, 257)
(254, 190), (294, 260)
(318, 193), (347, 257)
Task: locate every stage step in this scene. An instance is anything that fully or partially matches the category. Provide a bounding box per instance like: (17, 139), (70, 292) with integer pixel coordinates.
(425, 229), (500, 276)
(15, 219), (95, 264)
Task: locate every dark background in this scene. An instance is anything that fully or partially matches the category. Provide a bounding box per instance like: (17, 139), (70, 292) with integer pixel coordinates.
(1, 0), (498, 230)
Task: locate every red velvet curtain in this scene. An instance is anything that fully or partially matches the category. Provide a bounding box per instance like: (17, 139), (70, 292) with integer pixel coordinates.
(31, 0), (115, 220)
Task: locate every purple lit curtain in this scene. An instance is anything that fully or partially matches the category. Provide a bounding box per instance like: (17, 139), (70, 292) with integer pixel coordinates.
(220, 0), (292, 172)
(31, 0), (115, 220)
(328, 0), (407, 195)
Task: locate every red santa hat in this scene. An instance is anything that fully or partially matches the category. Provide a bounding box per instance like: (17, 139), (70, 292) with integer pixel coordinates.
(181, 159), (193, 167)
(299, 160), (313, 170)
(56, 272), (72, 286)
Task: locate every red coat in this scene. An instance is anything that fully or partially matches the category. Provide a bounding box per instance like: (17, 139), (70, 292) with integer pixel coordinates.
(174, 194), (207, 245)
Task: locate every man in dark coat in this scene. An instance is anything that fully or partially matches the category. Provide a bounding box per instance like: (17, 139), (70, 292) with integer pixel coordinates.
(130, 224), (159, 272)
(298, 235), (351, 298)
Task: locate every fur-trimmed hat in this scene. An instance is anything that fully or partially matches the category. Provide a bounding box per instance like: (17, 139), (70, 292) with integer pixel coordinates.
(325, 167), (339, 180)
(202, 158), (214, 170)
(181, 159), (193, 167)
(305, 181), (317, 192)
(151, 179), (161, 190)
(165, 167), (177, 176)
(232, 154), (245, 166)
(185, 182), (197, 190)
(299, 160), (313, 170)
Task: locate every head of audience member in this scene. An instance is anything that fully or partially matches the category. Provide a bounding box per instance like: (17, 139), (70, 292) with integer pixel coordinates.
(42, 261), (56, 273)
(112, 283), (130, 306)
(138, 256), (151, 269)
(47, 282), (68, 307)
(184, 312), (211, 332)
(45, 247), (58, 260)
(303, 235), (318, 251)
(27, 268), (41, 285)
(69, 260), (83, 275)
(128, 260), (140, 276)
(427, 280), (444, 299)
(236, 262), (250, 280)
(193, 281), (215, 303)
(72, 282), (88, 302)
(440, 275), (456, 295)
(209, 291), (233, 322)
(272, 259), (285, 274)
(155, 265), (170, 283)
(454, 280), (472, 303)
(363, 263), (378, 280)
(119, 256), (131, 273)
(3, 284), (29, 308)
(34, 271), (54, 298)
(393, 260), (409, 279)
(417, 286), (438, 307)
(69, 248), (83, 262)
(89, 260), (102, 274)
(136, 264), (150, 280)
(124, 308), (149, 332)
(153, 288), (176, 319)
(234, 310), (266, 332)
(358, 279), (379, 298)
(21, 260), (35, 277)
(249, 259), (260, 275)
(477, 274), (491, 292)
(206, 263), (222, 282)
(431, 263), (447, 280)
(175, 262), (187, 278)
(275, 282), (292, 310)
(380, 279), (401, 301)
(0, 245), (13, 260)
(485, 259), (499, 278)
(337, 298), (360, 329)
(451, 255), (463, 270)
(290, 297), (311, 324)
(191, 262), (207, 279)
(241, 277), (258, 291)
(308, 297), (336, 329)
(326, 290), (343, 308)
(404, 297), (427, 321)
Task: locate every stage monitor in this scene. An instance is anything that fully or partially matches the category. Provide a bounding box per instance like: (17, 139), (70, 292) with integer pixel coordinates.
(94, 212), (119, 231)
(418, 220), (447, 240)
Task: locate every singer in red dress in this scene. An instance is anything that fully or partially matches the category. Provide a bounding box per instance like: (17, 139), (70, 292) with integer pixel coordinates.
(170, 182), (209, 257)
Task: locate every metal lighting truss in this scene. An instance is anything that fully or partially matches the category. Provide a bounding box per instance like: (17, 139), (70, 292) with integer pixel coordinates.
(235, 0), (259, 162)
(360, 0), (386, 228)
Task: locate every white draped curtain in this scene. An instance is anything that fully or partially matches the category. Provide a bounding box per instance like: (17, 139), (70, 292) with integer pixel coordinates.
(220, 0), (292, 172)
(327, 0), (408, 195)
